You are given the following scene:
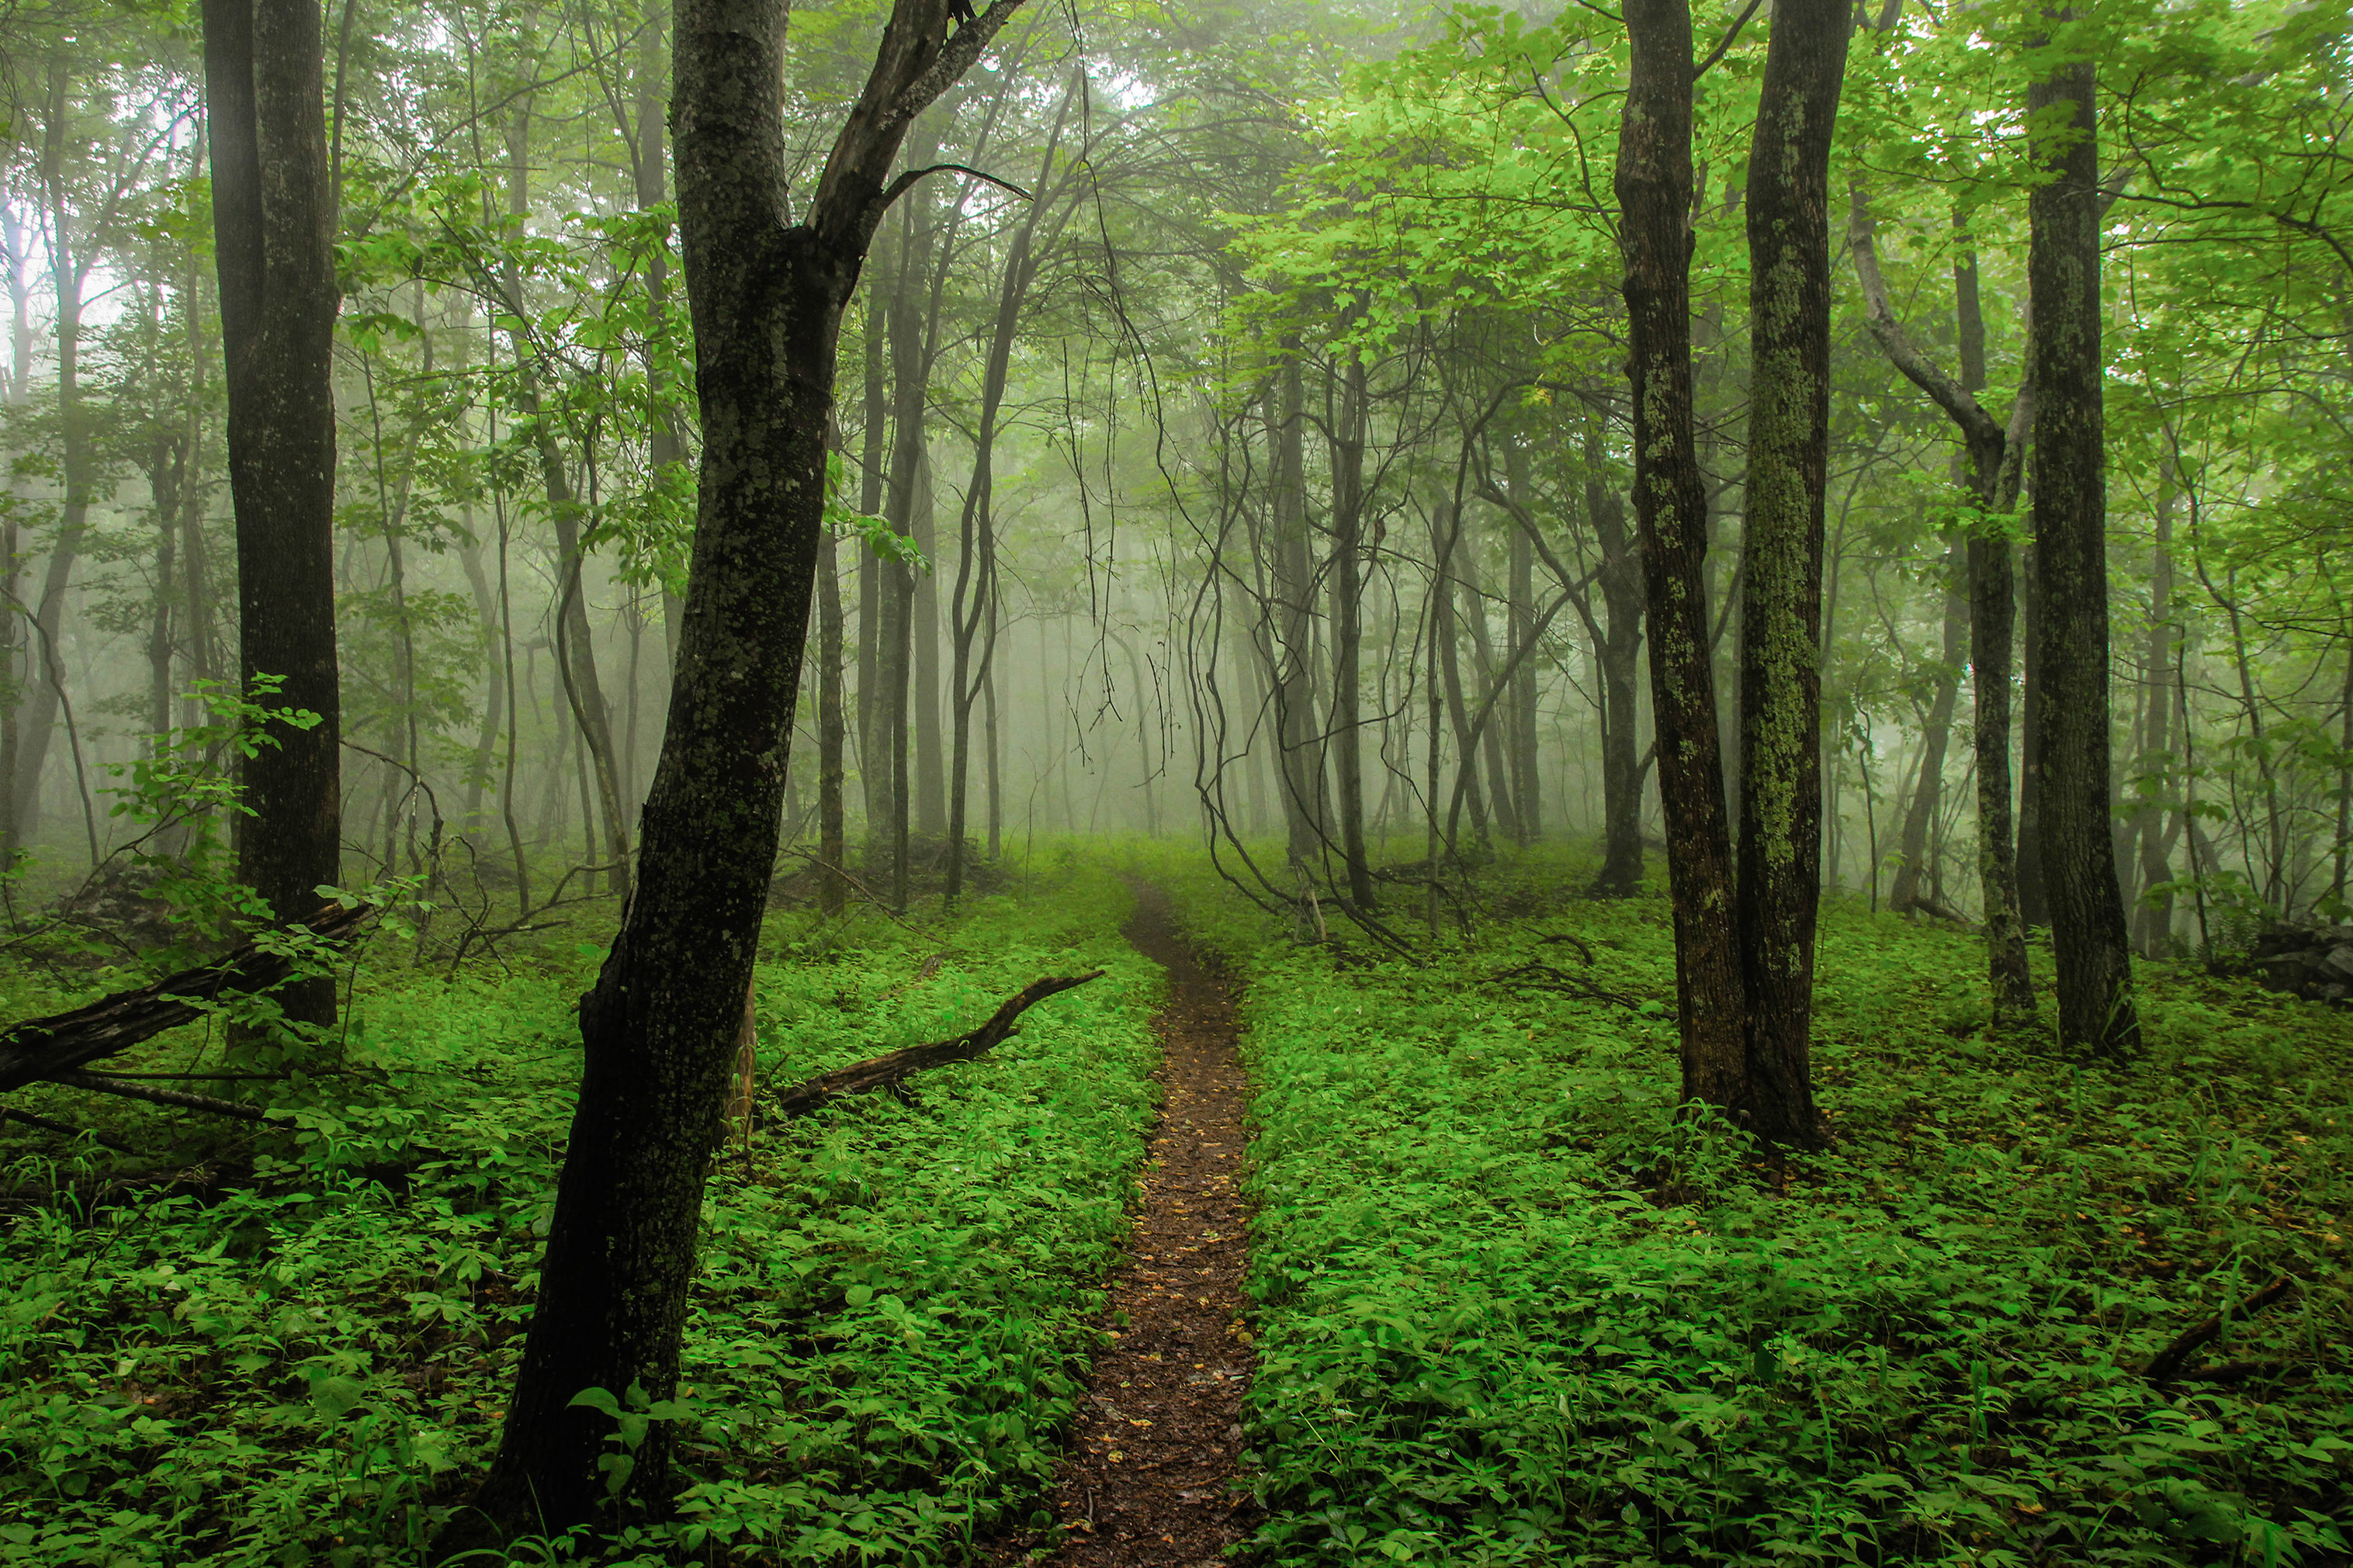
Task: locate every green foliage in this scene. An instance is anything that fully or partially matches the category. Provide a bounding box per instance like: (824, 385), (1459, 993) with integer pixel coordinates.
(0, 864), (1159, 1566)
(1162, 849), (2352, 1566)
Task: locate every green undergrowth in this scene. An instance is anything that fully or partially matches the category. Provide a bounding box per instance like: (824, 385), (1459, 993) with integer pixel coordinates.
(1157, 844), (2352, 1567)
(0, 859), (1159, 1566)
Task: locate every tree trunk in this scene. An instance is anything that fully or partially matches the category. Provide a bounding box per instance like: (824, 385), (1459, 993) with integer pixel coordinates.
(1734, 0), (1847, 1147)
(1619, 0), (1744, 1112)
(1327, 351), (1376, 908)
(2027, 36), (2139, 1055)
(1588, 428), (1646, 896)
(817, 521), (847, 916)
(1888, 544), (1966, 913)
(2133, 456), (2177, 955)
(1268, 357), (1322, 881)
(203, 0), (342, 1028)
(450, 0), (1027, 1546)
(1506, 441), (1541, 844)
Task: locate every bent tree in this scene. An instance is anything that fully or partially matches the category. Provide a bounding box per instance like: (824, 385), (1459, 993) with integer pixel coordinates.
(203, 0), (344, 1027)
(454, 0), (1031, 1541)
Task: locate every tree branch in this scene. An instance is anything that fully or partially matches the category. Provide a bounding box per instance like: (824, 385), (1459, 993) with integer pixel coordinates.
(1847, 185), (2004, 451)
(770, 969), (1104, 1118)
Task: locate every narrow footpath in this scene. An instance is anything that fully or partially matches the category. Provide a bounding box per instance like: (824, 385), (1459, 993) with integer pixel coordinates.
(1003, 883), (1261, 1566)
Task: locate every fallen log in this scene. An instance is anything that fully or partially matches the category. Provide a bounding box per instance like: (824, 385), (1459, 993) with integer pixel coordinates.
(2143, 1276), (2299, 1384)
(0, 902), (377, 1096)
(771, 969), (1107, 1120)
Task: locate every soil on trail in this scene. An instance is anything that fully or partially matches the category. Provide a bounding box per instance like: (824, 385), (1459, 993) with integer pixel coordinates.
(1001, 883), (1261, 1566)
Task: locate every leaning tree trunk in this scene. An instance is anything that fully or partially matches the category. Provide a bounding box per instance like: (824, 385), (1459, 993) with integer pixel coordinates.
(446, 1), (1029, 1546)
(203, 0), (343, 1030)
(2026, 35), (2140, 1057)
(1617, 0), (1745, 1113)
(1735, 0), (1848, 1148)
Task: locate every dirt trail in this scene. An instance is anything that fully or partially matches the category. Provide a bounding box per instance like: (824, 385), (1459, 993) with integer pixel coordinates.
(1001, 883), (1261, 1565)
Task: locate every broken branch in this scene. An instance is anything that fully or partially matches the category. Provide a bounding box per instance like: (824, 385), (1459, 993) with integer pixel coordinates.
(2143, 1276), (2299, 1384)
(0, 902), (376, 1095)
(771, 970), (1107, 1120)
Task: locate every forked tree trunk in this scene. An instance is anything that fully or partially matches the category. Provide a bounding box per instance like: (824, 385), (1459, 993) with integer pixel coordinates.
(203, 0), (342, 1028)
(447, 0), (1029, 1545)
(2026, 34), (2140, 1057)
(1848, 189), (2034, 1020)
(1617, 0), (1745, 1112)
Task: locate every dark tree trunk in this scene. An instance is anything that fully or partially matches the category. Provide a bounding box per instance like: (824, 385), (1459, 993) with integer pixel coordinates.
(2026, 40), (2140, 1056)
(818, 522), (848, 916)
(1268, 357), (1322, 882)
(447, 0), (1027, 1545)
(856, 292), (888, 849)
(1734, 0), (1847, 1147)
(1888, 545), (1966, 913)
(1506, 441), (1541, 843)
(2133, 457), (2176, 956)
(203, 0), (342, 1026)
(2016, 538), (2049, 926)
(1588, 431), (1646, 896)
(1617, 0), (1745, 1112)
(1327, 352), (1376, 908)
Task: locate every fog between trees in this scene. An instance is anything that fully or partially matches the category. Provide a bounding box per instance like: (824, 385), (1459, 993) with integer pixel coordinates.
(3, 0), (2352, 1542)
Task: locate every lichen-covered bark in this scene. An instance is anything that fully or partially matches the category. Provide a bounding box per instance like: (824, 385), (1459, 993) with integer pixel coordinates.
(203, 0), (343, 1028)
(452, 0), (1028, 1543)
(2026, 43), (2140, 1056)
(1735, 0), (1848, 1148)
(1617, 0), (1743, 1112)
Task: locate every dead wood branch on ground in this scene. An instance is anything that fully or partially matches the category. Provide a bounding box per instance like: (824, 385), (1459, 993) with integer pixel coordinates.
(771, 970), (1107, 1120)
(0, 902), (377, 1096)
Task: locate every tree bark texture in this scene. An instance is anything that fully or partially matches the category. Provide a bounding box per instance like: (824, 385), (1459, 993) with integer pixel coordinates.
(1617, 0), (1745, 1113)
(452, 0), (1028, 1542)
(203, 0), (343, 1029)
(2026, 41), (2140, 1056)
(1735, 0), (1847, 1147)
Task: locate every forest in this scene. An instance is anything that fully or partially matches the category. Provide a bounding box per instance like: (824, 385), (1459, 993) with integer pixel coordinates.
(0, 0), (2348, 1562)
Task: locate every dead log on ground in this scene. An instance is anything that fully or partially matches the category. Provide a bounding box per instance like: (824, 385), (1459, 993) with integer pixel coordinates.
(2143, 1276), (2299, 1383)
(771, 969), (1107, 1120)
(0, 902), (377, 1096)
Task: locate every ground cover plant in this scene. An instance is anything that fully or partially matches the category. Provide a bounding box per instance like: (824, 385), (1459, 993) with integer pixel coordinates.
(0, 860), (1159, 1566)
(1155, 846), (2353, 1567)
